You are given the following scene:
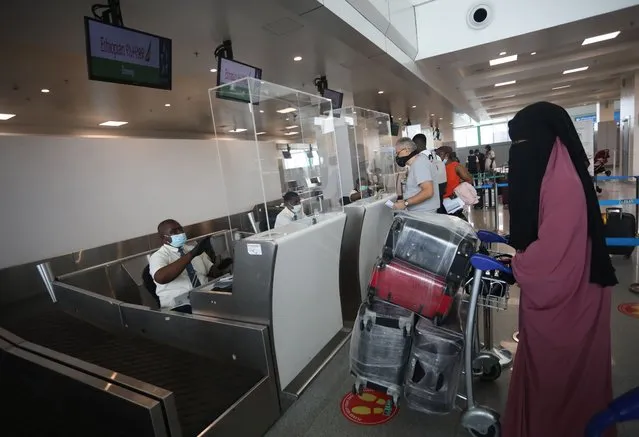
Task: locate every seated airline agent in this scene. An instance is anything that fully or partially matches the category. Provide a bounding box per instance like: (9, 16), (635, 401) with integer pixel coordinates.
(149, 219), (217, 313)
(349, 178), (373, 202)
(274, 191), (306, 228)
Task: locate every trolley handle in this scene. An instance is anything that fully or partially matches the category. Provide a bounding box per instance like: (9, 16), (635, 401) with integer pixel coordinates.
(477, 230), (510, 245)
(470, 253), (513, 276)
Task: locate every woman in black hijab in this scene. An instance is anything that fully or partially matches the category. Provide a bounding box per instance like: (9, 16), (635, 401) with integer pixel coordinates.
(503, 102), (617, 437)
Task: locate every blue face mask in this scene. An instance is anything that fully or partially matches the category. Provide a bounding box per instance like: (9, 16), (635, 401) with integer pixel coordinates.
(169, 233), (187, 248)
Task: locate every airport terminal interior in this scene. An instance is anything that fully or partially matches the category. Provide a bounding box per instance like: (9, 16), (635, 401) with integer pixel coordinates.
(2, 0), (639, 436)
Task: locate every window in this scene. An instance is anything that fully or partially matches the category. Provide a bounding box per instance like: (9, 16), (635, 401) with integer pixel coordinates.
(283, 150), (319, 169)
(454, 127), (479, 148)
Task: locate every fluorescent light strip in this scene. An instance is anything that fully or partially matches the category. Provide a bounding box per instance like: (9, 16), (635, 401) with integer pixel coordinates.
(256, 132), (266, 135)
(552, 85), (571, 90)
(284, 131), (299, 136)
(494, 80), (516, 87)
(229, 128), (247, 133)
(563, 66), (588, 74)
(99, 121), (128, 127)
(582, 31), (620, 46)
(0, 113), (16, 120)
(285, 125), (298, 129)
(489, 54), (518, 66)
(277, 107), (297, 114)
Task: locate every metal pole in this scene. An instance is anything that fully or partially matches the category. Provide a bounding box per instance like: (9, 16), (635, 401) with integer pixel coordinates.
(36, 262), (57, 303)
(493, 178), (499, 231)
(636, 177), (639, 233)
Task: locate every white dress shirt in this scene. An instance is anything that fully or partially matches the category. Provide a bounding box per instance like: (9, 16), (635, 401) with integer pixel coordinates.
(274, 207), (306, 228)
(148, 243), (213, 309)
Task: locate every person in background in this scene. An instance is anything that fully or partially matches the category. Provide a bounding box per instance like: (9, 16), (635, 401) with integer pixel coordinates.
(503, 102), (617, 437)
(350, 178), (373, 202)
(274, 191), (306, 228)
(477, 148), (486, 173)
(467, 149), (479, 176)
(485, 144), (496, 171)
(435, 146), (473, 219)
(413, 133), (447, 212)
(393, 137), (440, 213)
(150, 219), (228, 313)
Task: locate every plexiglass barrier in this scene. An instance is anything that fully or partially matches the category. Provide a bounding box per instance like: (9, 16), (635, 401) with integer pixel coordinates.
(333, 106), (397, 204)
(208, 78), (343, 238)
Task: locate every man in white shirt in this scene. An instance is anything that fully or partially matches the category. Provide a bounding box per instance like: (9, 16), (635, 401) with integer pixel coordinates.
(413, 134), (447, 212)
(274, 191), (306, 228)
(149, 219), (219, 313)
(393, 137), (440, 213)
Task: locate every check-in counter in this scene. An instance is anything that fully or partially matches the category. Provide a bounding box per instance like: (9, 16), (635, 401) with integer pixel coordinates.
(340, 195), (395, 320)
(191, 212), (348, 405)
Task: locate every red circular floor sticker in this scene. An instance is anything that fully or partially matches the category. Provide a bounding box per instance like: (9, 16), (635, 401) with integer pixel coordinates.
(340, 388), (398, 425)
(618, 303), (639, 319)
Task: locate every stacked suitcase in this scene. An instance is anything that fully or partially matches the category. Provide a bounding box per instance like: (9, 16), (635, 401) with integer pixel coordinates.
(350, 212), (477, 412)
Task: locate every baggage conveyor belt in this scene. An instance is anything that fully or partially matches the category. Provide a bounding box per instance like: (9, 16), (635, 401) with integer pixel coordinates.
(0, 297), (264, 437)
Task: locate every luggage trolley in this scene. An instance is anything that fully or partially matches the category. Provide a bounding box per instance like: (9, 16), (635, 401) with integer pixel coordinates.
(466, 230), (515, 380)
(349, 214), (513, 436)
(459, 252), (514, 437)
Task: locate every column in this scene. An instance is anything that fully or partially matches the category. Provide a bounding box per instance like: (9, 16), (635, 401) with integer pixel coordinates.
(620, 73), (639, 176)
(596, 100), (615, 123)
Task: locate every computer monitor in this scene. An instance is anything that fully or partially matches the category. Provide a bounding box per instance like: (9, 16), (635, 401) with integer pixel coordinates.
(216, 57), (263, 104)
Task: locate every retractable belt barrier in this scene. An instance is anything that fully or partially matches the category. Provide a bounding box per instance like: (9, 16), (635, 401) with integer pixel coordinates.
(472, 174), (639, 247)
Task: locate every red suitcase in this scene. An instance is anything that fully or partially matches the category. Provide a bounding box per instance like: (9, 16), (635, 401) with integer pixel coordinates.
(368, 259), (454, 324)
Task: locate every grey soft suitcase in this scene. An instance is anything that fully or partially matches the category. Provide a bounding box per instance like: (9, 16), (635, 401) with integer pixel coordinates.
(404, 317), (465, 414)
(350, 300), (414, 405)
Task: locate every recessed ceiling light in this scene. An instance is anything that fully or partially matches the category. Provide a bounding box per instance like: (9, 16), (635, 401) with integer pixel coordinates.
(430, 113), (435, 116)
(284, 131), (299, 136)
(439, 117), (443, 120)
(99, 121), (128, 127)
(582, 31), (620, 46)
(41, 88), (50, 93)
(552, 85), (571, 90)
(210, 68), (217, 73)
(412, 105), (417, 108)
(494, 80), (516, 87)
(293, 56), (303, 62)
(277, 107), (297, 114)
(0, 113), (16, 120)
(256, 132), (266, 135)
(499, 51), (507, 56)
(229, 128), (247, 133)
(563, 66), (588, 75)
(378, 121), (382, 125)
(449, 122), (453, 125)
(530, 52), (537, 55)
(378, 90), (384, 94)
(285, 125), (298, 129)
(259, 110), (264, 113)
(489, 54), (518, 66)
(164, 103), (171, 107)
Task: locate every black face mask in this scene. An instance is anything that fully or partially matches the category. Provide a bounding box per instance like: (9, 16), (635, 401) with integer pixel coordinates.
(395, 150), (419, 168)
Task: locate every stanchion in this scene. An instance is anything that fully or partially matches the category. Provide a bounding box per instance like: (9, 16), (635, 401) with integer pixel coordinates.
(493, 178), (499, 232)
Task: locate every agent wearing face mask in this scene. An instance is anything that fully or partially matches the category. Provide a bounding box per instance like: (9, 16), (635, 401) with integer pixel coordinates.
(349, 178), (373, 202)
(393, 137), (440, 213)
(149, 219), (224, 313)
(274, 191), (306, 228)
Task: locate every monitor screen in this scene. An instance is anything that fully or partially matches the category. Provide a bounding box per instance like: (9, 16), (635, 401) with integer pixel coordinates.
(216, 57), (263, 104)
(84, 17), (172, 90)
(310, 177), (321, 184)
(323, 88), (343, 110)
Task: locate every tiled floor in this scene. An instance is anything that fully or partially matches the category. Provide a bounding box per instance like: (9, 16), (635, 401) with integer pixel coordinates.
(266, 180), (639, 436)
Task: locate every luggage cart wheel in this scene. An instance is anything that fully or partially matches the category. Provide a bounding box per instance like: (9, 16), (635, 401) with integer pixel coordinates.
(480, 362), (502, 382)
(461, 407), (501, 437)
(605, 170), (611, 176)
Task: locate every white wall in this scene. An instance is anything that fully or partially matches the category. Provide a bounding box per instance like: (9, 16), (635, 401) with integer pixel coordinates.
(415, 0), (638, 59)
(0, 135), (281, 269)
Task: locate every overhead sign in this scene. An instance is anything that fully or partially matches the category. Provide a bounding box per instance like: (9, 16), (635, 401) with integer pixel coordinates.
(84, 17), (172, 90)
